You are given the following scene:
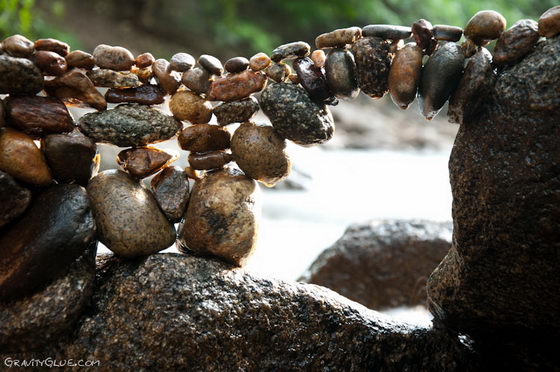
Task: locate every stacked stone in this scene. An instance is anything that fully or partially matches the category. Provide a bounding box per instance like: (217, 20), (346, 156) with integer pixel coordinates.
(1, 6), (559, 303)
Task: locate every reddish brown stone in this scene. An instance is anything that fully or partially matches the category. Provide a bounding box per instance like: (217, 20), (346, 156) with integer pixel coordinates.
(412, 19), (437, 55)
(388, 43), (423, 109)
(34, 38), (70, 56)
(464, 10), (507, 45)
(188, 151), (233, 170)
(315, 27), (362, 49)
(493, 20), (540, 65)
(117, 147), (177, 179)
(207, 70), (267, 102)
(135, 52), (155, 68)
(6, 96), (74, 137)
(539, 6), (560, 37)
(44, 69), (107, 111)
(2, 34), (34, 57)
(249, 52), (271, 71)
(153, 59), (181, 94)
(178, 124), (231, 152)
(65, 50), (95, 70)
(33, 50), (67, 76)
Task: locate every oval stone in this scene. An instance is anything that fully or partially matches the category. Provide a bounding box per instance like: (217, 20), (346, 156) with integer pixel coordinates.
(151, 166), (190, 222)
(78, 103), (181, 147)
(265, 62), (290, 83)
(388, 43), (423, 109)
(105, 84), (165, 105)
(493, 19), (540, 65)
(259, 83), (334, 146)
(2, 34), (34, 58)
(182, 67), (212, 95)
(33, 50), (67, 76)
(231, 122), (291, 187)
(65, 50), (95, 70)
(170, 52), (195, 72)
(249, 52), (271, 71)
(315, 27), (362, 49)
(310, 49), (326, 68)
(117, 147), (176, 179)
(34, 38), (70, 56)
(213, 97), (260, 126)
(433, 25), (464, 41)
(177, 167), (261, 266)
(0, 171), (31, 228)
(538, 5), (560, 37)
(419, 42), (465, 120)
(188, 151), (233, 170)
(325, 48), (359, 99)
(224, 56), (249, 73)
(293, 57), (334, 104)
(464, 10), (507, 45)
(351, 37), (391, 99)
(362, 24), (412, 40)
(135, 52), (155, 68)
(198, 54), (223, 75)
(0, 184), (95, 301)
(178, 124), (231, 152)
(271, 41), (310, 62)
(6, 96), (74, 137)
(86, 69), (141, 89)
(169, 91), (213, 123)
(92, 44), (135, 71)
(87, 170), (176, 258)
(0, 55), (43, 95)
(207, 70), (267, 102)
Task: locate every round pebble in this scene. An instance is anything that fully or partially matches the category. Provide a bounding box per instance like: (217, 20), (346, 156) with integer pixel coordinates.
(325, 48), (359, 99)
(117, 147), (176, 179)
(265, 62), (290, 83)
(198, 54), (223, 75)
(170, 52), (195, 72)
(249, 52), (271, 71)
(188, 151), (233, 170)
(150, 166), (190, 222)
(464, 10), (507, 45)
(169, 91), (213, 123)
(2, 34), (34, 57)
(182, 67), (212, 95)
(310, 49), (326, 68)
(135, 52), (155, 68)
(34, 38), (70, 56)
(93, 44), (135, 71)
(178, 124), (231, 152)
(388, 43), (423, 109)
(224, 56), (249, 73)
(33, 50), (68, 76)
(538, 6), (560, 37)
(65, 50), (95, 70)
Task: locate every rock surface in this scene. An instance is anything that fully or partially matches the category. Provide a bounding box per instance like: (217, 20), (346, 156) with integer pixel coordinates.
(87, 69), (141, 88)
(301, 220), (451, 310)
(0, 171), (31, 228)
(151, 166), (190, 222)
(0, 55), (43, 95)
(351, 37), (392, 99)
(213, 97), (259, 125)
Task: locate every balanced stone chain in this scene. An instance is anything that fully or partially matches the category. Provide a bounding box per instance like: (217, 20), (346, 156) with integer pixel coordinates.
(0, 7), (559, 301)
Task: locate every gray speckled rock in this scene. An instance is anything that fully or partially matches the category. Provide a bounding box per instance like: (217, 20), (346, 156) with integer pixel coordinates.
(259, 83), (334, 145)
(0, 171), (31, 228)
(301, 220), (452, 310)
(0, 55), (43, 95)
(0, 246), (96, 353)
(86, 69), (142, 88)
(87, 170), (176, 257)
(213, 97), (260, 125)
(78, 104), (181, 147)
(351, 37), (392, 99)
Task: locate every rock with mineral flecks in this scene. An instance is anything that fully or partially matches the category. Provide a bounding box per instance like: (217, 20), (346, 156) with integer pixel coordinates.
(0, 55), (43, 95)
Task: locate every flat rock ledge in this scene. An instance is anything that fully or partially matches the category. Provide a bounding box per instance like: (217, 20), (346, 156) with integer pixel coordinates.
(1, 253), (479, 371)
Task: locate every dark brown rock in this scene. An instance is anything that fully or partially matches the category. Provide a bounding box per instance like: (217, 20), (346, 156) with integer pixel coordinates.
(0, 184), (96, 301)
(464, 10), (507, 45)
(0, 171), (31, 228)
(93, 44), (135, 71)
(34, 38), (69, 56)
(412, 19), (437, 55)
(249, 52), (271, 71)
(0, 55), (43, 95)
(33, 50), (68, 76)
(259, 82), (334, 145)
(224, 56), (249, 73)
(86, 68), (142, 88)
(178, 168), (260, 265)
(135, 52), (155, 68)
(6, 96), (74, 137)
(170, 52), (195, 72)
(42, 129), (99, 186)
(207, 70), (267, 102)
(117, 147), (176, 179)
(181, 66), (211, 94)
(0, 128), (52, 186)
(325, 48), (359, 99)
(448, 48), (495, 125)
(87, 170), (176, 257)
(188, 150), (233, 170)
(169, 90), (213, 123)
(362, 24), (412, 40)
(2, 34), (34, 57)
(293, 57), (334, 104)
(493, 19), (540, 65)
(153, 58), (181, 94)
(44, 69), (107, 111)
(433, 25), (463, 41)
(105, 84), (165, 105)
(213, 97), (260, 125)
(388, 42), (423, 109)
(271, 41), (310, 62)
(301, 220), (452, 310)
(315, 27), (362, 48)
(151, 166), (190, 222)
(538, 5), (560, 37)
(178, 124), (231, 152)
(65, 50), (95, 70)
(231, 122), (291, 187)
(351, 37), (392, 99)
(198, 54), (223, 75)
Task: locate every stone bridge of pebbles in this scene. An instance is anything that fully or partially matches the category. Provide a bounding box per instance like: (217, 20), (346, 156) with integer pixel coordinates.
(1, 6), (560, 371)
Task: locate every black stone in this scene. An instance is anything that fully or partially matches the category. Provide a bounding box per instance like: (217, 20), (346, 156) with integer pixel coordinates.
(293, 57), (334, 104)
(0, 170), (31, 228)
(362, 24), (412, 40)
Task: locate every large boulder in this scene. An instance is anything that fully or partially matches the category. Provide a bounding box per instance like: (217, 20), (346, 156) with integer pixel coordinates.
(301, 220), (452, 310)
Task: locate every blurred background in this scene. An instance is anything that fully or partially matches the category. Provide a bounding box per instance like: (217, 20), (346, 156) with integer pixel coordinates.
(1, 0), (552, 323)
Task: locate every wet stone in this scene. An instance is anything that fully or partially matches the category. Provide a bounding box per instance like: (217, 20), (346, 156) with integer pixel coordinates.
(325, 48), (359, 99)
(224, 56), (249, 73)
(207, 70), (267, 102)
(493, 19), (540, 65)
(419, 42), (465, 120)
(44, 69), (107, 111)
(105, 84), (165, 105)
(538, 6), (560, 37)
(6, 96), (74, 137)
(231, 122), (291, 187)
(448, 47), (495, 125)
(213, 97), (260, 126)
(78, 103), (181, 147)
(0, 55), (43, 95)
(34, 38), (70, 56)
(87, 69), (142, 88)
(0, 184), (95, 301)
(259, 83), (334, 145)
(464, 10), (507, 45)
(170, 52), (195, 72)
(311, 49), (326, 68)
(461, 38), (479, 58)
(412, 19), (437, 55)
(198, 54), (223, 75)
(178, 167), (260, 266)
(65, 50), (95, 70)
(293, 57), (334, 103)
(182, 67), (212, 95)
(315, 27), (362, 49)
(0, 171), (31, 229)
(271, 41), (310, 62)
(433, 25), (463, 41)
(178, 124), (231, 152)
(33, 50), (68, 76)
(265, 62), (290, 83)
(2, 34), (34, 58)
(188, 151), (233, 170)
(0, 128), (52, 186)
(153, 59), (181, 94)
(93, 44), (135, 71)
(135, 52), (155, 69)
(42, 129), (99, 186)
(249, 52), (271, 71)
(362, 24), (412, 40)
(117, 147), (176, 179)
(87, 170), (176, 258)
(169, 90), (213, 123)
(150, 166), (190, 222)
(132, 66), (154, 84)
(388, 43), (423, 109)
(351, 37), (392, 99)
